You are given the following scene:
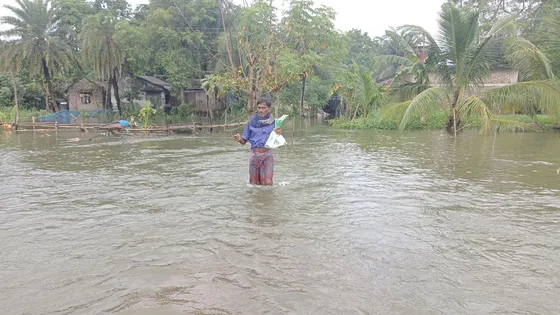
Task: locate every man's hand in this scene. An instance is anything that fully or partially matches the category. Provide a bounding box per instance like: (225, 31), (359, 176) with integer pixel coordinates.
(274, 128), (282, 136)
(234, 133), (245, 144)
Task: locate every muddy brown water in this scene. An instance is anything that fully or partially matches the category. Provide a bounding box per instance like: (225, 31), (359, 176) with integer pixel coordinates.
(1, 125), (559, 314)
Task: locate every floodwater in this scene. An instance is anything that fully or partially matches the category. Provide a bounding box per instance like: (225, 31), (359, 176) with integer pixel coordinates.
(1, 124), (559, 315)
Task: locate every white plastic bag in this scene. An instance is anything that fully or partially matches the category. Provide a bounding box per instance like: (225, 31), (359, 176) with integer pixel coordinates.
(265, 131), (287, 149)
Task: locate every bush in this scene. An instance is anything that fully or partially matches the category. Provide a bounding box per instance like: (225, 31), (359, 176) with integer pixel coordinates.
(329, 108), (447, 131)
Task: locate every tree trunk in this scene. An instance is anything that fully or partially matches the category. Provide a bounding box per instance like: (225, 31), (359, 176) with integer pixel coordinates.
(300, 73), (306, 117)
(106, 78), (113, 111)
(41, 58), (58, 112)
(105, 39), (114, 112)
(220, 0), (236, 73)
(273, 92), (279, 117)
(206, 94), (214, 130)
(112, 70), (122, 116)
(452, 106), (457, 137)
(447, 89), (461, 137)
(351, 100), (360, 122)
(247, 63), (255, 117)
(9, 69), (19, 125)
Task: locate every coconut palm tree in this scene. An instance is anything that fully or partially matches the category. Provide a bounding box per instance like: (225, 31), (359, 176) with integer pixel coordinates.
(374, 27), (432, 101)
(1, 0), (73, 112)
(382, 2), (560, 136)
(80, 13), (124, 115)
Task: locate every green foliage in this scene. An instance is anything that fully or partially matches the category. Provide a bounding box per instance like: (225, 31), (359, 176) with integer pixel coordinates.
(80, 13), (124, 80)
(205, 0), (341, 114)
(523, 1), (560, 78)
(342, 29), (381, 72)
(279, 77), (332, 110)
(334, 63), (388, 121)
(0, 74), (22, 107)
(377, 2), (560, 135)
(138, 100), (156, 128)
(1, 0), (74, 111)
(1, 0), (558, 134)
(0, 106), (48, 121)
(329, 107), (448, 130)
(170, 103), (193, 119)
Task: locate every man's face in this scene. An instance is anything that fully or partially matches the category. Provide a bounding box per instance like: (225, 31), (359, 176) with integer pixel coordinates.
(257, 102), (270, 117)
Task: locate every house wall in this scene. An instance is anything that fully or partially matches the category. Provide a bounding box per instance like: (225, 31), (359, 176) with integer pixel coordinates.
(184, 89), (221, 113)
(119, 77), (171, 109)
(145, 91), (167, 108)
(427, 70), (519, 87)
(67, 78), (105, 112)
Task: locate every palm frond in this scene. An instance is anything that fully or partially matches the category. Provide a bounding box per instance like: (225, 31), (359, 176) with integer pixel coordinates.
(539, 16), (560, 64)
(397, 24), (441, 55)
(436, 4), (476, 65)
(80, 13), (124, 81)
(398, 86), (449, 130)
(390, 81), (432, 101)
(505, 37), (555, 81)
(481, 81), (560, 120)
(459, 16), (515, 88)
(373, 55), (415, 69)
(379, 100), (412, 122)
(491, 118), (542, 132)
(383, 28), (417, 59)
(457, 96), (493, 133)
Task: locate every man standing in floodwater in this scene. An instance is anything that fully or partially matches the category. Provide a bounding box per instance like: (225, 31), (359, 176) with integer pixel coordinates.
(234, 98), (282, 186)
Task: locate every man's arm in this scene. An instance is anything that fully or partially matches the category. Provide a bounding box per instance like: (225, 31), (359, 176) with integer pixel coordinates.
(234, 134), (246, 145)
(234, 124), (250, 145)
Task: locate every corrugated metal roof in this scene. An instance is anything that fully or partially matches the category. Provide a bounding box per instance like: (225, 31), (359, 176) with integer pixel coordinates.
(138, 76), (172, 89)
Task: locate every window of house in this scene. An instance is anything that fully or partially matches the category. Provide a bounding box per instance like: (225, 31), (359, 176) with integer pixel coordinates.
(80, 92), (92, 104)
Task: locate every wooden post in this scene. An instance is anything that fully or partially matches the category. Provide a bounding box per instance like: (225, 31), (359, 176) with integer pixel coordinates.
(292, 117), (295, 145)
(10, 70), (19, 127)
(32, 116), (35, 131)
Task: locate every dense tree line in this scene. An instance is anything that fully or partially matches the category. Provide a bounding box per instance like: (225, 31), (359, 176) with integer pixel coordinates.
(1, 0), (559, 134)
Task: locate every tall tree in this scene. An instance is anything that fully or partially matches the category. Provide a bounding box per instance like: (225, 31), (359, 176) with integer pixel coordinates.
(0, 40), (20, 123)
(374, 27), (432, 101)
(279, 0), (338, 116)
(115, 0), (224, 104)
(204, 0), (340, 116)
(80, 13), (124, 114)
(343, 29), (381, 72)
(1, 0), (73, 112)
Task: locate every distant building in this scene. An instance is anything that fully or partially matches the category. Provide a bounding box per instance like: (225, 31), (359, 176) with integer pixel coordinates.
(65, 77), (105, 111)
(181, 79), (223, 113)
(427, 69), (519, 95)
(131, 76), (172, 111)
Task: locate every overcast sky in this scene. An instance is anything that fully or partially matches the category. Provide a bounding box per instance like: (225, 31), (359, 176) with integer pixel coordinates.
(1, 0), (446, 38)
